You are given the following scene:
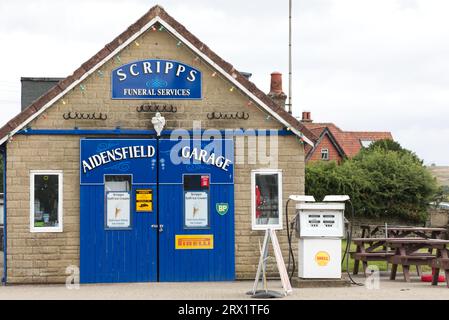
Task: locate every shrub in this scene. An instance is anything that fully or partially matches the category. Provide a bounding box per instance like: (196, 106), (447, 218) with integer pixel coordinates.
(305, 144), (439, 223)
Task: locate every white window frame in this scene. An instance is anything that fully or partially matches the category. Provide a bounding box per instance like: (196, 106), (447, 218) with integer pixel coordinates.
(321, 148), (329, 160)
(251, 169), (283, 231)
(30, 170), (63, 233)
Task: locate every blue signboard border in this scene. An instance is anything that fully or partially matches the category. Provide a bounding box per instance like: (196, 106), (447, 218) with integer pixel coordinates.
(110, 59), (203, 100)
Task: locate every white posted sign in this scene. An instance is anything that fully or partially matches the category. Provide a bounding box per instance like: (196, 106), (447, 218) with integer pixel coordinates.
(106, 192), (131, 228)
(184, 191), (208, 228)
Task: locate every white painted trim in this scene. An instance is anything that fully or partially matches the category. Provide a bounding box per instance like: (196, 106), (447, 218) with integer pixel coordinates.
(30, 170), (64, 233)
(0, 15), (314, 148)
(251, 169), (283, 231)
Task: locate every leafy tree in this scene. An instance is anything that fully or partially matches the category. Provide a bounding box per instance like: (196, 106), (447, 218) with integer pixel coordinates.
(360, 139), (422, 164)
(433, 185), (449, 204)
(306, 145), (439, 223)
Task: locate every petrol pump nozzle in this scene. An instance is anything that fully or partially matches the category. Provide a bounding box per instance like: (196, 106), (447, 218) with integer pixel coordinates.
(285, 195), (316, 280)
(322, 195), (363, 286)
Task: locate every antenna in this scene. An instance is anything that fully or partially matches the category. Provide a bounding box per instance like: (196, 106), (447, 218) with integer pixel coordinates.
(288, 0), (293, 114)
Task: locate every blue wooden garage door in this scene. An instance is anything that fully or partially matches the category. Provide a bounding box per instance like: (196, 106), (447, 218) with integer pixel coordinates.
(80, 139), (158, 283)
(158, 139), (235, 282)
(80, 138), (234, 283)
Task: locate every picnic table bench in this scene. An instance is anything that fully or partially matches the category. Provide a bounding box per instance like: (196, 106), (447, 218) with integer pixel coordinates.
(351, 238), (401, 276)
(386, 238), (449, 287)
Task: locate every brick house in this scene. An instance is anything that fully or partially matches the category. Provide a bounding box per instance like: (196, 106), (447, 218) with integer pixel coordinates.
(300, 112), (393, 163)
(0, 5), (317, 284)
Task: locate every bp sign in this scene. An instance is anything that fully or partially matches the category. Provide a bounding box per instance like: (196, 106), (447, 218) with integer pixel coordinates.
(111, 59), (202, 100)
(216, 203), (229, 216)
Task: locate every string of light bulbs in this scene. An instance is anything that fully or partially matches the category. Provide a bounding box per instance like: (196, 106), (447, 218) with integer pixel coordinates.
(62, 22), (305, 142)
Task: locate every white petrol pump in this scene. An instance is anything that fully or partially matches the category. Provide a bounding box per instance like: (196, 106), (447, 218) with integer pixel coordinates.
(249, 192), (351, 297)
(294, 195), (349, 279)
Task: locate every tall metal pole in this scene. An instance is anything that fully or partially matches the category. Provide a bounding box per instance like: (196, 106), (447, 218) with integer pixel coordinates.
(288, 0), (293, 114)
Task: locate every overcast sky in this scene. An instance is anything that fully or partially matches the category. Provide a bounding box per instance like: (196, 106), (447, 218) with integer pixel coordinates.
(0, 0), (448, 165)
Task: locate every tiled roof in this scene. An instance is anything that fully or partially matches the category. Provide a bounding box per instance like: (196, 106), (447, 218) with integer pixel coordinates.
(0, 5), (316, 146)
(303, 122), (393, 158)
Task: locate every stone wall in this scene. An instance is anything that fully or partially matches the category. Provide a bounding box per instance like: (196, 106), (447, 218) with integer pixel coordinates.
(349, 217), (421, 238)
(5, 23), (305, 283)
(350, 212), (449, 238)
(429, 207), (449, 228)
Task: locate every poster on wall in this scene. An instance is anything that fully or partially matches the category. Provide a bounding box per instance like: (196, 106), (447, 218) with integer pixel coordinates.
(106, 192), (131, 228)
(184, 191), (209, 228)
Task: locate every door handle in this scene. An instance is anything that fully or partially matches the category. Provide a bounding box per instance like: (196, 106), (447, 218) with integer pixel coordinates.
(151, 224), (164, 233)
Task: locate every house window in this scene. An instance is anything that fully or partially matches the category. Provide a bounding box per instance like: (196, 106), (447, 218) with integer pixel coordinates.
(251, 169), (283, 230)
(321, 148), (329, 160)
(30, 170), (63, 233)
(360, 140), (374, 148)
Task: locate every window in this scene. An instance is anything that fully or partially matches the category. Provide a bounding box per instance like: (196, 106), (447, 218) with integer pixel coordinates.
(321, 148), (329, 160)
(251, 169), (283, 230)
(105, 175), (132, 230)
(30, 171), (63, 233)
(360, 140), (374, 148)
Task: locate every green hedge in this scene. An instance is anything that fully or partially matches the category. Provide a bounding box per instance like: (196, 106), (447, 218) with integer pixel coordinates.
(305, 141), (439, 223)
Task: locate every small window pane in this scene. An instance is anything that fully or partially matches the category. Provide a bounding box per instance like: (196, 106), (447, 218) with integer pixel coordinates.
(360, 140), (374, 148)
(255, 173), (279, 227)
(105, 175), (131, 192)
(321, 149), (329, 160)
(34, 174), (59, 228)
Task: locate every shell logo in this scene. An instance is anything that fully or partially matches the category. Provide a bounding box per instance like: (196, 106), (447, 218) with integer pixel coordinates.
(315, 251), (331, 267)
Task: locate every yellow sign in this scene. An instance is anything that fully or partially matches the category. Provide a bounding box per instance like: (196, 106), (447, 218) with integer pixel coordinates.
(315, 251), (331, 266)
(136, 189), (153, 212)
(175, 235), (214, 250)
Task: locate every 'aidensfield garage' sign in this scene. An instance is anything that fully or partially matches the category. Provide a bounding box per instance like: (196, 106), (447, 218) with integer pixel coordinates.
(112, 59), (202, 100)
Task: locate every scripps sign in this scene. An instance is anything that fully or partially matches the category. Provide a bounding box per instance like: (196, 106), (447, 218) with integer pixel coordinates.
(111, 59), (202, 100)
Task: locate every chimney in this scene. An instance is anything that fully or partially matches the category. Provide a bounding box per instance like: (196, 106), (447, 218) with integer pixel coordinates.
(267, 72), (287, 110)
(301, 111), (313, 123)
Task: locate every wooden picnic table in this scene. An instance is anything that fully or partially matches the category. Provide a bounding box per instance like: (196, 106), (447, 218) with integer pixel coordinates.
(351, 238), (408, 276)
(359, 225), (446, 239)
(387, 227), (447, 239)
(386, 238), (449, 287)
(360, 225), (407, 238)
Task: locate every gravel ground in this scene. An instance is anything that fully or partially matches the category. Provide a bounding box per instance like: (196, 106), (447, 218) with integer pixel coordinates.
(0, 275), (447, 300)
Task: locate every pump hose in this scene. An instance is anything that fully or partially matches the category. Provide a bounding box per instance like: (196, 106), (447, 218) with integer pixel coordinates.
(343, 200), (364, 286)
(285, 199), (296, 281)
